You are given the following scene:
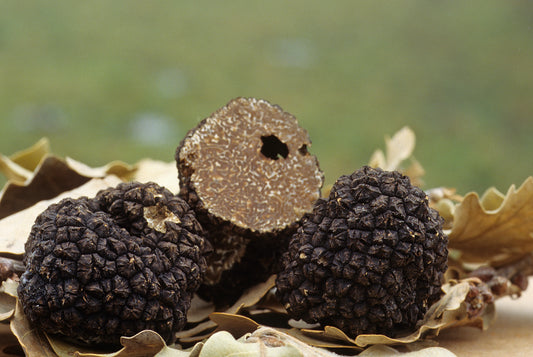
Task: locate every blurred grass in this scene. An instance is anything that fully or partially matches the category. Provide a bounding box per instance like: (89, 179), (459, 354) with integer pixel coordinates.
(1, 1), (532, 194)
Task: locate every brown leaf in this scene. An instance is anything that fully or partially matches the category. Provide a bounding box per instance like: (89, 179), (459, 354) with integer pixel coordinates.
(0, 292), (15, 321)
(176, 275), (276, 341)
(225, 275), (277, 314)
(0, 138), (50, 184)
(298, 281), (475, 348)
(10, 301), (57, 357)
(0, 156), (91, 219)
(246, 327), (343, 356)
(187, 295), (215, 324)
(369, 127), (415, 171)
(0, 279), (18, 322)
(448, 177), (533, 265)
(0, 138), (139, 219)
(174, 320), (217, 341)
(0, 176), (123, 256)
(209, 313), (260, 338)
(368, 126), (425, 185)
(255, 290), (287, 314)
(48, 331), (197, 357)
(1, 145), (177, 222)
(133, 159), (180, 194)
(285, 328), (362, 350)
(0, 323), (24, 357)
(47, 330), (182, 357)
(1, 278), (20, 299)
(64, 157), (136, 182)
(8, 138), (50, 172)
(0, 155), (33, 185)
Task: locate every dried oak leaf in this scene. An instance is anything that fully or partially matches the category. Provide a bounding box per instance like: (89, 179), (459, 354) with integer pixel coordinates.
(186, 295), (215, 324)
(0, 323), (23, 357)
(447, 176), (533, 266)
(0, 155), (92, 219)
(175, 275), (276, 343)
(200, 330), (302, 357)
(368, 126), (425, 186)
(295, 280), (481, 348)
(1, 138), (177, 220)
(0, 176), (123, 256)
(0, 279), (18, 322)
(0, 139), (134, 219)
(0, 292), (16, 322)
(65, 157), (179, 192)
(10, 300), (56, 357)
(0, 138), (50, 184)
(47, 330), (195, 357)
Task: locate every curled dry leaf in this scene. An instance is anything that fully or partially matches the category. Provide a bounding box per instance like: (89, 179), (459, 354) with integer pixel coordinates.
(0, 138), (50, 184)
(46, 330), (192, 357)
(10, 301), (56, 357)
(246, 327), (340, 357)
(133, 159), (180, 194)
(199, 330), (301, 357)
(187, 295), (215, 324)
(0, 156), (92, 219)
(368, 126), (425, 186)
(0, 257), (24, 281)
(176, 275), (276, 341)
(1, 138), (177, 220)
(209, 312), (260, 338)
(0, 323), (23, 357)
(1, 278), (19, 298)
(0, 292), (16, 321)
(0, 279), (18, 322)
(447, 177), (533, 266)
(0, 176), (123, 256)
(64, 157), (136, 183)
(297, 281), (484, 348)
(427, 188), (463, 229)
(63, 158), (179, 193)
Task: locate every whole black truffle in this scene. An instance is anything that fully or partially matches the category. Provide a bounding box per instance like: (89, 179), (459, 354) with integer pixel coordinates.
(276, 166), (448, 337)
(176, 97), (323, 305)
(18, 182), (209, 346)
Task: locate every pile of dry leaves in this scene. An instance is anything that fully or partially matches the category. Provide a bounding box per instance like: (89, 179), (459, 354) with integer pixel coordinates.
(1, 128), (532, 356)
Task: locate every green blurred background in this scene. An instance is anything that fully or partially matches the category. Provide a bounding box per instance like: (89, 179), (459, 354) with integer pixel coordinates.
(1, 1), (532, 194)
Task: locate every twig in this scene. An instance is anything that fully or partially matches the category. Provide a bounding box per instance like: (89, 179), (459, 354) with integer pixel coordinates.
(0, 257), (24, 282)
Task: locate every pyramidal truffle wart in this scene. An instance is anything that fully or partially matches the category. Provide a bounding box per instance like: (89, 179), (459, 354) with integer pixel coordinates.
(176, 97), (324, 302)
(17, 182), (209, 346)
(276, 166), (448, 337)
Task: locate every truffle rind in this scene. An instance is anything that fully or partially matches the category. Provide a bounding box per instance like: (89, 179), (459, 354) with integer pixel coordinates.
(276, 166), (448, 337)
(18, 182), (208, 346)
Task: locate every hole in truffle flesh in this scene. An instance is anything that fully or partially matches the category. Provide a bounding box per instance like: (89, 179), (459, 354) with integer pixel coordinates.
(260, 135), (289, 160)
(298, 144), (308, 156)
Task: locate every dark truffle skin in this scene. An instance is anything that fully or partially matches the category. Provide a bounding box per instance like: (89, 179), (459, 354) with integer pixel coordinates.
(18, 182), (209, 346)
(176, 97), (323, 304)
(276, 166), (448, 337)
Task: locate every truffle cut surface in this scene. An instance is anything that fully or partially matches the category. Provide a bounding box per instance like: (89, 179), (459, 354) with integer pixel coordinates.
(177, 97), (323, 233)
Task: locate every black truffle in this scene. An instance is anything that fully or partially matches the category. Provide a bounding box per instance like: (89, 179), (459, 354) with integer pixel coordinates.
(18, 182), (209, 346)
(276, 166), (448, 337)
(176, 97), (323, 304)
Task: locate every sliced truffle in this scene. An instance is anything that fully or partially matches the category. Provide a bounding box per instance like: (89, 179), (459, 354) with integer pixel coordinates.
(18, 182), (209, 346)
(176, 97), (323, 303)
(276, 166), (448, 337)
